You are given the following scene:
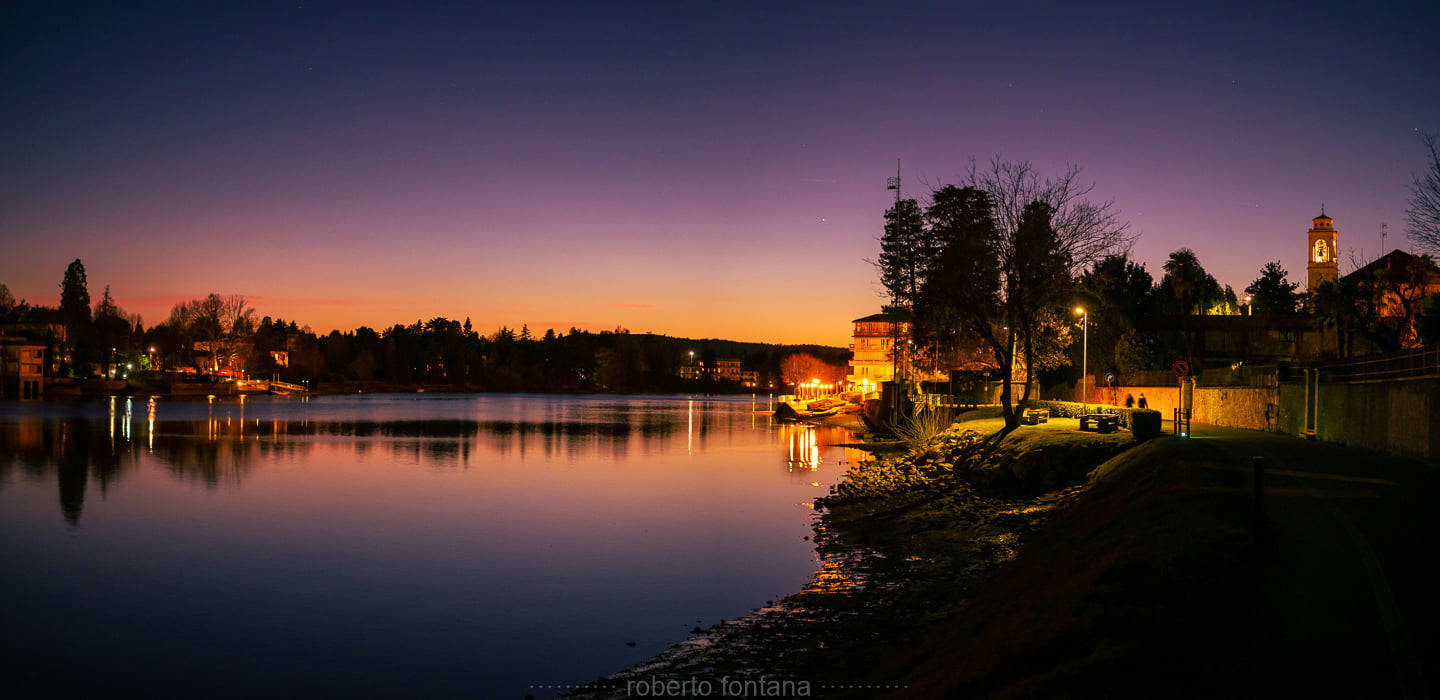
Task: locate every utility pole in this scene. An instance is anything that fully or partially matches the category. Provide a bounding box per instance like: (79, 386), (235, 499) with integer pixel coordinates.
(1380, 222), (1388, 253)
(886, 158), (902, 424)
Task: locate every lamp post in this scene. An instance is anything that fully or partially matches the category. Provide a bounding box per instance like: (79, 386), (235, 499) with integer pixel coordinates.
(1244, 294), (1252, 317)
(1074, 307), (1088, 412)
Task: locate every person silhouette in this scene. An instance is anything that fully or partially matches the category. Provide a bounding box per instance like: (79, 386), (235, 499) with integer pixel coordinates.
(1125, 393), (1135, 408)
(1137, 393), (1148, 409)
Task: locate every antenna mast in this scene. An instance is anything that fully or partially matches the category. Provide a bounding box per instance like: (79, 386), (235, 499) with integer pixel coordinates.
(1380, 222), (1388, 252)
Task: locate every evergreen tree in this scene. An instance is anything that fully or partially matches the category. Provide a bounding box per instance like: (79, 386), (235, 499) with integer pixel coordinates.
(60, 259), (91, 323)
(1244, 261), (1301, 315)
(876, 198), (929, 309)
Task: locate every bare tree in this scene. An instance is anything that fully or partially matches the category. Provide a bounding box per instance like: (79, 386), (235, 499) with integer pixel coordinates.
(964, 157), (1133, 274)
(923, 159), (1130, 428)
(166, 294), (256, 373)
(1406, 134), (1440, 255)
(779, 352), (845, 387)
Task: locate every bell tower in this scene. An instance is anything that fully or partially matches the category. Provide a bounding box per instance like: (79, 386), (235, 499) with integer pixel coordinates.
(1307, 210), (1339, 291)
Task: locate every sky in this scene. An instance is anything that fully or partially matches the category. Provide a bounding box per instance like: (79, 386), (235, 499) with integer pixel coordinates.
(1, 1), (1437, 347)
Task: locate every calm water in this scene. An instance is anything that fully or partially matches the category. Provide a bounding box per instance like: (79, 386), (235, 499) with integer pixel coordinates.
(0, 394), (859, 698)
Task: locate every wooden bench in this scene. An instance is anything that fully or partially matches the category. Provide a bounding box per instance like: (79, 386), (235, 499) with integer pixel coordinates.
(1079, 413), (1120, 433)
(1021, 408), (1049, 425)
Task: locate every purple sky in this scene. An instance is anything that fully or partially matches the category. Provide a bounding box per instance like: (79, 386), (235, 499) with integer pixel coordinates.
(2, 1), (1437, 346)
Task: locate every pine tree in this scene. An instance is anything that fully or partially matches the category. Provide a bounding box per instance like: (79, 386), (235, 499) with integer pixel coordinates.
(60, 259), (90, 323)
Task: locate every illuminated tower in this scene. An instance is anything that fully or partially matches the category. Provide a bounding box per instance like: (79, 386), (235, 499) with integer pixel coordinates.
(1307, 210), (1339, 291)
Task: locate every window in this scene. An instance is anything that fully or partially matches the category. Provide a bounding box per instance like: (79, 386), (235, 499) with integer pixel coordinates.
(1314, 239), (1329, 263)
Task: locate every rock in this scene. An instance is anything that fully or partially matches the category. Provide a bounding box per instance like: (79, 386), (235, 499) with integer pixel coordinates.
(1040, 470), (1060, 490)
(773, 402), (802, 421)
(1011, 450), (1051, 486)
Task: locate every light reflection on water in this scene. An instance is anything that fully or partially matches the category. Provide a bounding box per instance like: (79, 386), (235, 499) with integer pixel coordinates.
(0, 394), (866, 697)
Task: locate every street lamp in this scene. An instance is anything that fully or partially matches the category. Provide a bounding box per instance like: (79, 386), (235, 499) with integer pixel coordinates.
(1074, 307), (1088, 412)
(1244, 294), (1253, 316)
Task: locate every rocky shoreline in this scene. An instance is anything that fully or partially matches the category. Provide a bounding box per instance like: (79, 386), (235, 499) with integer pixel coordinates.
(563, 417), (1138, 699)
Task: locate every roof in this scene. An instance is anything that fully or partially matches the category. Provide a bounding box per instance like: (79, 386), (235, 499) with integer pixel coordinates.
(1313, 213), (1332, 221)
(851, 312), (903, 323)
(1343, 249), (1440, 282)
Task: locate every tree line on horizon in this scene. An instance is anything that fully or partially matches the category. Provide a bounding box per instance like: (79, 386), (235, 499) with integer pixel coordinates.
(0, 261), (850, 393)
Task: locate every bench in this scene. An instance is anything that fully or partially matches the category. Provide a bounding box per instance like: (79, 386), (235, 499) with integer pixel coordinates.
(1021, 408), (1049, 425)
(1079, 413), (1120, 433)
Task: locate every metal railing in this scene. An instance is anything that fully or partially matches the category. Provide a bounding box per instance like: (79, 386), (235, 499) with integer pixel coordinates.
(1319, 347), (1440, 382)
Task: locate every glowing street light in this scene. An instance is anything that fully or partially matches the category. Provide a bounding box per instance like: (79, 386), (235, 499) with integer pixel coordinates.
(1074, 307), (1088, 412)
(1244, 294), (1253, 316)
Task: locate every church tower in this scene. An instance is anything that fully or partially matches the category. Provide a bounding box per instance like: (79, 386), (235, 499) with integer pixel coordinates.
(1307, 210), (1339, 291)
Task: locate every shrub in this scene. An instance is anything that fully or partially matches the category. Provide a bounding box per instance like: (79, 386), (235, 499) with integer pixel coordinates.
(894, 406), (956, 451)
(1130, 409), (1162, 440)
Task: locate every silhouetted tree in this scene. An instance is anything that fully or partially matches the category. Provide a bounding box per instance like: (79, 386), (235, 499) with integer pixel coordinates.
(780, 352), (846, 387)
(1244, 261), (1301, 315)
(59, 259), (90, 324)
(1406, 134), (1440, 255)
(922, 160), (1126, 429)
(876, 198), (929, 309)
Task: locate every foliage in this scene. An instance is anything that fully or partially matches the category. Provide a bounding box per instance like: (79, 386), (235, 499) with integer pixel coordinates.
(1113, 328), (1167, 374)
(1130, 409), (1162, 440)
(4, 261), (852, 389)
(1419, 296), (1440, 347)
(876, 198), (930, 309)
(59, 258), (90, 324)
(1311, 253), (1440, 353)
(917, 161), (1127, 429)
(164, 294), (256, 372)
(1406, 133), (1440, 256)
(779, 352), (846, 386)
(1244, 261), (1301, 315)
(893, 406), (956, 452)
(1014, 399), (1152, 428)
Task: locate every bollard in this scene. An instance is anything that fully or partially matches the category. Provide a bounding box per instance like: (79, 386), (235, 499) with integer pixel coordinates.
(1252, 455), (1265, 537)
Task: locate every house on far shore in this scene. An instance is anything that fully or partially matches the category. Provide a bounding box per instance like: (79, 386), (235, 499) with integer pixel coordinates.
(679, 356), (755, 385)
(847, 311), (907, 388)
(0, 335), (46, 400)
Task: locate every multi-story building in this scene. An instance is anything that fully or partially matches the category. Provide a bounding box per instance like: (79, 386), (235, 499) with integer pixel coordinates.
(0, 336), (46, 399)
(846, 312), (907, 388)
(680, 357), (750, 383)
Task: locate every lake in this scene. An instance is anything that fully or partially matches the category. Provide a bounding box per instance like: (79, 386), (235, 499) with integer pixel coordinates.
(0, 393), (860, 697)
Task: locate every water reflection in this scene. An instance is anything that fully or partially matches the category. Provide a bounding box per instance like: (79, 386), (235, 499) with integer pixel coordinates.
(0, 395), (866, 696)
(0, 395), (849, 527)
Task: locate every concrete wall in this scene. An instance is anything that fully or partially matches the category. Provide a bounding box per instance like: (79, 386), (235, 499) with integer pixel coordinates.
(1277, 378), (1440, 464)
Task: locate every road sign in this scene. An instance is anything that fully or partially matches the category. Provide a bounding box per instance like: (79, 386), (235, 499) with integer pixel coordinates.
(1172, 360), (1190, 378)
(1104, 372), (1116, 386)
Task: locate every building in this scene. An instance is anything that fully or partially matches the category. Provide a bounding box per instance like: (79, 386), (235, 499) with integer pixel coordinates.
(0, 336), (46, 399)
(714, 358), (742, 382)
(740, 370), (760, 388)
(679, 357), (751, 383)
(846, 312), (907, 388)
(1339, 249), (1440, 350)
(1307, 210), (1339, 291)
